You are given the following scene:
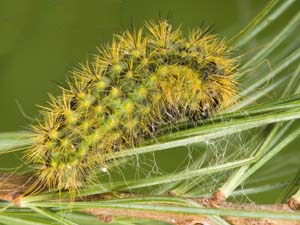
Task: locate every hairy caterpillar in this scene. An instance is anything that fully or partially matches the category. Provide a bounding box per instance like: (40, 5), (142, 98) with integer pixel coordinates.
(28, 20), (237, 191)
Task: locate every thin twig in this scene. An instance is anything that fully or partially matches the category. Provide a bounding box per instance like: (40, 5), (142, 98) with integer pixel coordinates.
(1, 173), (300, 225)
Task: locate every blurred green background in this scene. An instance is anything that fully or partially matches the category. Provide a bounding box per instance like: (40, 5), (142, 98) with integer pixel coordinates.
(1, 0), (300, 205)
(0, 0), (270, 132)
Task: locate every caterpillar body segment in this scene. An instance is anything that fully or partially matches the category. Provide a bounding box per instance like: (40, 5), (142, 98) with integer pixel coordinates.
(28, 20), (237, 191)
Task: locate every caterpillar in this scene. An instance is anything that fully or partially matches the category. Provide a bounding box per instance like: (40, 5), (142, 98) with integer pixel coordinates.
(27, 20), (237, 192)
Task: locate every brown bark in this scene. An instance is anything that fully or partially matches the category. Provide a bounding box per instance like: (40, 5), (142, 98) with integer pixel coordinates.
(85, 208), (211, 225)
(1, 173), (300, 225)
(0, 173), (34, 206)
(85, 203), (300, 225)
(289, 197), (300, 210)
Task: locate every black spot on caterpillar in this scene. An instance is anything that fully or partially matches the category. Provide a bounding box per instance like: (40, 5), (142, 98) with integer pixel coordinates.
(27, 20), (238, 191)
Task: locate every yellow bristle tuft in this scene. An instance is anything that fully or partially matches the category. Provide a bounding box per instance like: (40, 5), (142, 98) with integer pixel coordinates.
(27, 20), (238, 192)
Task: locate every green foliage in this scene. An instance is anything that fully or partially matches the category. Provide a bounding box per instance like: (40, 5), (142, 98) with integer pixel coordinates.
(1, 1), (300, 224)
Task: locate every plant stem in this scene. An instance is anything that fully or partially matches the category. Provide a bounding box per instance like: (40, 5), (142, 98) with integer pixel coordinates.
(233, 0), (296, 48)
(219, 59), (300, 200)
(289, 189), (300, 210)
(219, 127), (300, 198)
(2, 173), (300, 225)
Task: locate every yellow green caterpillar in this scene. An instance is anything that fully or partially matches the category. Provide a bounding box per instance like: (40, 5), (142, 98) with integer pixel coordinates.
(27, 20), (237, 191)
